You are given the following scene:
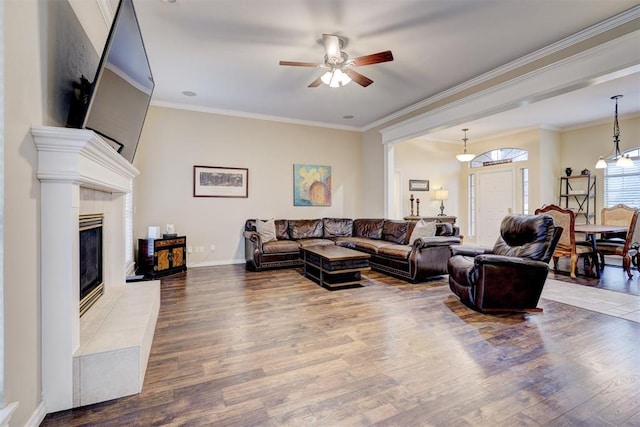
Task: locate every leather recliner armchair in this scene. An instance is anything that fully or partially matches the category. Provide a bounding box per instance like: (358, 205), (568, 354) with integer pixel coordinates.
(447, 214), (562, 313)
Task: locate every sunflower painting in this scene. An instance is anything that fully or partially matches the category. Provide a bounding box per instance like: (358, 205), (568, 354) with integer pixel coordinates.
(293, 164), (331, 206)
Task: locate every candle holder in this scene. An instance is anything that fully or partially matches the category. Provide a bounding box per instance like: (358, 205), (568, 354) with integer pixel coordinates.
(410, 194), (415, 216)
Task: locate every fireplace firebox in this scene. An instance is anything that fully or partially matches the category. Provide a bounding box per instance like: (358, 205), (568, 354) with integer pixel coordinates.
(79, 214), (104, 316)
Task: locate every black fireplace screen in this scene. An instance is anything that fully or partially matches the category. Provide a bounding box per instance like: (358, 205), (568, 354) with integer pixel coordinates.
(79, 215), (103, 301)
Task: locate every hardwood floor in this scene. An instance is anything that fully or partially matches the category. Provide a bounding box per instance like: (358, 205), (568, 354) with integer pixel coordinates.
(43, 265), (640, 426)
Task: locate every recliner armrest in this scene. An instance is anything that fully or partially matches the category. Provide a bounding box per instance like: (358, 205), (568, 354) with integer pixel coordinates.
(474, 254), (550, 269)
(450, 245), (493, 257)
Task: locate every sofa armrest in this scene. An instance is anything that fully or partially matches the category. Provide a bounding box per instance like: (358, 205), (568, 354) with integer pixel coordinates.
(244, 230), (261, 242)
(450, 245), (493, 257)
(244, 231), (262, 270)
(413, 236), (460, 250)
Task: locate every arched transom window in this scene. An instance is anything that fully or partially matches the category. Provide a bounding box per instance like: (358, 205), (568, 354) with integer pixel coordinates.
(470, 148), (528, 168)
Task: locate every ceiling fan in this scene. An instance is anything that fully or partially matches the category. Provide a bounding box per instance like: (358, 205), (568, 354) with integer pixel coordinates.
(279, 34), (393, 88)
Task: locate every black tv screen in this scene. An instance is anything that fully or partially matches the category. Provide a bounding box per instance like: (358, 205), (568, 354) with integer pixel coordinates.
(82, 0), (154, 163)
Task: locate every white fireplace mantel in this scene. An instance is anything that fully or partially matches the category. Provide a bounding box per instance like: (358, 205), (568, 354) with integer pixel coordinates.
(32, 126), (151, 412)
(32, 126), (137, 193)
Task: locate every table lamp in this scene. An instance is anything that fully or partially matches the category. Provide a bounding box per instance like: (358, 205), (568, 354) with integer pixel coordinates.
(434, 188), (449, 216)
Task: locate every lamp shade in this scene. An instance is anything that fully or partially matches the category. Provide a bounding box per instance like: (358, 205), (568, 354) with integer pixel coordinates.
(434, 189), (449, 201)
(595, 156), (607, 169)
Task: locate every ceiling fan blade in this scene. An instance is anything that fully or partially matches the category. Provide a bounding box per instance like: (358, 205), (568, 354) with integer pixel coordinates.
(345, 69), (373, 87)
(322, 34), (341, 61)
(308, 76), (323, 88)
(279, 61), (322, 67)
(352, 50), (394, 66)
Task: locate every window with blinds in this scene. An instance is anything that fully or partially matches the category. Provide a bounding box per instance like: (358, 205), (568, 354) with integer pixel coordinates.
(604, 149), (640, 208)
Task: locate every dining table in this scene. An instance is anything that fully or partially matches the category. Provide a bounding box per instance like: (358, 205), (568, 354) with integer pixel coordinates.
(574, 223), (629, 278)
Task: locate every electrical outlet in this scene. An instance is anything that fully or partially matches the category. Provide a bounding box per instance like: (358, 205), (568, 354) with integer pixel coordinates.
(187, 246), (193, 254)
(210, 244), (216, 252)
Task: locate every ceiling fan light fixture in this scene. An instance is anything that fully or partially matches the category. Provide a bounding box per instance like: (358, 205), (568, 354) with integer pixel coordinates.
(321, 68), (351, 88)
(456, 128), (475, 163)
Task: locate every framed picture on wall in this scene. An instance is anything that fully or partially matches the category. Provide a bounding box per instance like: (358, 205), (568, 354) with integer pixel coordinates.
(293, 164), (331, 206)
(193, 165), (248, 198)
(409, 179), (429, 191)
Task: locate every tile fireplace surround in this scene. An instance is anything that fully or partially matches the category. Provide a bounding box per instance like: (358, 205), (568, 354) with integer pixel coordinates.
(32, 126), (160, 413)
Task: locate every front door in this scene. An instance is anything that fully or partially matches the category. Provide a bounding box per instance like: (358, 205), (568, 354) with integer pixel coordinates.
(477, 168), (515, 246)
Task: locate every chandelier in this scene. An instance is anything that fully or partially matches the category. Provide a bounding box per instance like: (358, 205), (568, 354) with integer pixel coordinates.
(456, 128), (475, 162)
(595, 95), (633, 169)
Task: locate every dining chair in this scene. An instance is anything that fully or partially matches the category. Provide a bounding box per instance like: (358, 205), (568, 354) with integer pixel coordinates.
(535, 204), (594, 278)
(597, 204), (640, 278)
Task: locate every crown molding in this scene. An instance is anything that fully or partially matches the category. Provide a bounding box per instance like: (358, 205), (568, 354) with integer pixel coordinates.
(149, 100), (362, 132)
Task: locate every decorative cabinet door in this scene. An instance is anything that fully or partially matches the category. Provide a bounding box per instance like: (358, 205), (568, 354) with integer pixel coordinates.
(138, 236), (187, 278)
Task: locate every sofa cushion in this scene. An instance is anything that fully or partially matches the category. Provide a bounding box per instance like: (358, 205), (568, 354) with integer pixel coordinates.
(323, 218), (353, 237)
(436, 222), (454, 236)
(353, 219), (385, 239)
(256, 218), (277, 243)
(289, 219), (323, 239)
(275, 220), (290, 240)
(378, 244), (412, 260)
(382, 220), (411, 244)
(298, 238), (335, 248)
(352, 239), (393, 254)
(409, 219), (436, 244)
(262, 240), (300, 254)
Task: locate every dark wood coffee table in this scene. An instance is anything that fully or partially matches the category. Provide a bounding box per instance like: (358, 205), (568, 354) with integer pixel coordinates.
(301, 245), (371, 290)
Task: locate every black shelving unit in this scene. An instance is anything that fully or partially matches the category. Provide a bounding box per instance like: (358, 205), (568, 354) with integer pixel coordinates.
(559, 175), (596, 224)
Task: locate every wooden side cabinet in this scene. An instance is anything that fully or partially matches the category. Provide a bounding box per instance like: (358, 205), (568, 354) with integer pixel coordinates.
(137, 236), (187, 278)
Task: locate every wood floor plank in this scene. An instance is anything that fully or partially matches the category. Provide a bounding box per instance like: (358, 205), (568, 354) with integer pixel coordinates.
(42, 265), (640, 426)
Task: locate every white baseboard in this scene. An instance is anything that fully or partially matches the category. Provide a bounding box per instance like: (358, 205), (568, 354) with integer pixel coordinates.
(188, 259), (244, 268)
(24, 400), (45, 427)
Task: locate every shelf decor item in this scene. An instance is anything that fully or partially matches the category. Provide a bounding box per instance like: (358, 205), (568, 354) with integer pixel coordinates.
(193, 165), (248, 198)
(565, 167), (572, 176)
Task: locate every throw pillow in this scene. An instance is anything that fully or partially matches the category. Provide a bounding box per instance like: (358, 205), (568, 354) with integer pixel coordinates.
(409, 219), (436, 245)
(256, 218), (277, 243)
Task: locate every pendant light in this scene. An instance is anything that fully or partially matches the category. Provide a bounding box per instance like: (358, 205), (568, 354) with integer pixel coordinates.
(456, 128), (475, 162)
(595, 95), (633, 169)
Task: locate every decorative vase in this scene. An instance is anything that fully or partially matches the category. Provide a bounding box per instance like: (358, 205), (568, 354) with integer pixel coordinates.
(565, 167), (572, 176)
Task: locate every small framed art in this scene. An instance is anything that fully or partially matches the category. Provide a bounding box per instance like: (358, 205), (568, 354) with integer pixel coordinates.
(193, 165), (248, 198)
(409, 179), (429, 191)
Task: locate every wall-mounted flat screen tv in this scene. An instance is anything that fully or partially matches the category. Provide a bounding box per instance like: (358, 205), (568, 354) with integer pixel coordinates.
(79, 0), (154, 163)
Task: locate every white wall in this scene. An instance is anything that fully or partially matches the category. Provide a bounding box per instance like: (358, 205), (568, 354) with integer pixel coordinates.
(4, 1), (47, 425)
(393, 139), (461, 218)
(133, 106), (362, 266)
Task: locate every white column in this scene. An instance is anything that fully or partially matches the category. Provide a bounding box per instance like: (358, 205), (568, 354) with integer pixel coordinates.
(40, 181), (80, 411)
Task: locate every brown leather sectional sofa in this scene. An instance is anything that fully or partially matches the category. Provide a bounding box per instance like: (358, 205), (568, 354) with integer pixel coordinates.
(244, 218), (461, 282)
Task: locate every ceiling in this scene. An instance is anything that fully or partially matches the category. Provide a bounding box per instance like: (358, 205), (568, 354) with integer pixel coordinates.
(125, 0), (640, 141)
